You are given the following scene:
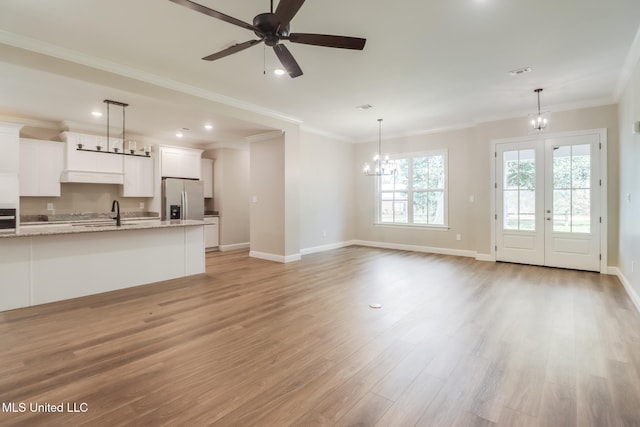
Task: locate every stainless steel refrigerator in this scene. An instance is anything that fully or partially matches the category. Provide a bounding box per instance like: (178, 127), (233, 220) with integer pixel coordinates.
(161, 178), (204, 220)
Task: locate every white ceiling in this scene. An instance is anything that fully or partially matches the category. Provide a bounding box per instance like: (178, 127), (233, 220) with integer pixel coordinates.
(0, 0), (639, 144)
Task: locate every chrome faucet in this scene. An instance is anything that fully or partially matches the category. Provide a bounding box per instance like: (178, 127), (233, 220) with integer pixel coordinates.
(111, 200), (121, 226)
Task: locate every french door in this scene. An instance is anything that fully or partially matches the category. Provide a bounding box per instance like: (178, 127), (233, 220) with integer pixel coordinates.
(495, 132), (602, 271)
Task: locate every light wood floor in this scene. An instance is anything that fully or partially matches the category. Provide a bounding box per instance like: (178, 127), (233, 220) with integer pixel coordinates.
(1, 247), (640, 426)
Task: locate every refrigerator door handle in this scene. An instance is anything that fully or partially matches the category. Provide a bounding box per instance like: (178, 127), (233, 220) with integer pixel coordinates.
(181, 191), (187, 220)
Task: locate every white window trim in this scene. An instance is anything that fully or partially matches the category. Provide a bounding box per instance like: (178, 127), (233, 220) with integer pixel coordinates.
(374, 149), (449, 228)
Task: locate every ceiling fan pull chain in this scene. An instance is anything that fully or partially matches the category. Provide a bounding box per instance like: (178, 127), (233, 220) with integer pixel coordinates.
(263, 45), (267, 75)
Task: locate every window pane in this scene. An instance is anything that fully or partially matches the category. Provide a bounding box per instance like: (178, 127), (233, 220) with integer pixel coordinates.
(572, 189), (590, 233)
(427, 191), (444, 225)
(413, 191), (429, 224)
(394, 159), (409, 190)
(504, 190), (518, 230)
(428, 156), (445, 189)
(394, 195), (408, 223)
(553, 189), (571, 232)
(413, 157), (428, 189)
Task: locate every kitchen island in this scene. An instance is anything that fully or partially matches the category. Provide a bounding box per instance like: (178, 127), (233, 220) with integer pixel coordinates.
(0, 220), (205, 312)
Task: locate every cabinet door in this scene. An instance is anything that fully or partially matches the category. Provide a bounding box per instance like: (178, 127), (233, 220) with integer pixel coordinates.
(19, 140), (38, 196)
(201, 158), (213, 198)
(0, 124), (21, 173)
(205, 223), (219, 248)
(161, 147), (202, 179)
(160, 148), (183, 178)
(19, 140), (63, 197)
(121, 156), (154, 197)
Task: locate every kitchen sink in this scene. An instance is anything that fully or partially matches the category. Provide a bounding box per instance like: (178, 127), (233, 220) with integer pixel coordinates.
(72, 222), (137, 227)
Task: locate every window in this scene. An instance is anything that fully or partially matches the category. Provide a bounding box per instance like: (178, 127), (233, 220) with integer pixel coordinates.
(377, 151), (447, 226)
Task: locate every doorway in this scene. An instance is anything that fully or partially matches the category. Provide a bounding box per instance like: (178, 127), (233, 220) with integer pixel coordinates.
(493, 130), (606, 272)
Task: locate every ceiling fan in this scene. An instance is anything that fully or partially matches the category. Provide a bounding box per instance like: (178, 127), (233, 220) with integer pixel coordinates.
(169, 0), (366, 78)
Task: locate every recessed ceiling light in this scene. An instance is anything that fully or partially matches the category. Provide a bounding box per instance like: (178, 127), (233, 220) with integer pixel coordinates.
(204, 124), (213, 130)
(508, 67), (532, 76)
(274, 68), (286, 76)
(176, 132), (183, 138)
(356, 104), (373, 110)
(91, 111), (102, 117)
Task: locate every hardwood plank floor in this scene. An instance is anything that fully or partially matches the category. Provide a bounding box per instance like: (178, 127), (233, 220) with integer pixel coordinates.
(1, 246), (640, 426)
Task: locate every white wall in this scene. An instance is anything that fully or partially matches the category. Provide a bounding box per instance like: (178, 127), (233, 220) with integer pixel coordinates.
(250, 134), (286, 257)
(299, 131), (356, 252)
(354, 105), (619, 262)
(618, 54), (640, 297)
(210, 148), (250, 249)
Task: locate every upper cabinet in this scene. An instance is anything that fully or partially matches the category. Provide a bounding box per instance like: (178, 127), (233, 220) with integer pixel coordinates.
(120, 155), (154, 198)
(160, 146), (202, 180)
(201, 158), (213, 198)
(0, 122), (23, 207)
(60, 132), (124, 184)
(19, 139), (64, 197)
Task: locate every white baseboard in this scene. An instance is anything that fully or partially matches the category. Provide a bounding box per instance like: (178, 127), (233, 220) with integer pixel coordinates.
(219, 242), (250, 252)
(249, 250), (301, 263)
(300, 240), (355, 255)
(475, 253), (494, 262)
(609, 266), (640, 313)
(351, 240), (477, 258)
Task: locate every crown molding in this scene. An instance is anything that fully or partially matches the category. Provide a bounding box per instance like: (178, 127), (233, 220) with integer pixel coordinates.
(300, 125), (355, 143)
(244, 130), (284, 143)
(0, 114), (60, 130)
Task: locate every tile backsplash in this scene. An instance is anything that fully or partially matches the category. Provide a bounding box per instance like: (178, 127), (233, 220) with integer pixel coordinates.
(20, 183), (149, 215)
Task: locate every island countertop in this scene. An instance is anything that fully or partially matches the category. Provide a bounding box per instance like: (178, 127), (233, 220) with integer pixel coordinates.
(0, 219), (204, 238)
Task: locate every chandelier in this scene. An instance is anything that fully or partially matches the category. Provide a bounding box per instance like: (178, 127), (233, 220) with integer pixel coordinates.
(363, 119), (396, 176)
(529, 88), (550, 133)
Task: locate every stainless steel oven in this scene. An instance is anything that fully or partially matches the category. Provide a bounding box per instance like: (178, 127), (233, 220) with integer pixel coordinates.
(0, 208), (17, 231)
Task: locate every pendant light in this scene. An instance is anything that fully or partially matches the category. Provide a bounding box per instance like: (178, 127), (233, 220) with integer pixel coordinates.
(363, 119), (396, 176)
(529, 88), (550, 133)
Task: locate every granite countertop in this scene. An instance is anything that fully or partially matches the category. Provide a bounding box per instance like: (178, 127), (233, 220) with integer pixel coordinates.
(21, 211), (160, 225)
(0, 219), (204, 239)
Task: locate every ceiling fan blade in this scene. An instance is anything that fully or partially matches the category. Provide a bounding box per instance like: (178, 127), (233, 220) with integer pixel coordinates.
(274, 0), (306, 27)
(202, 39), (263, 61)
(169, 0), (260, 33)
(288, 33), (366, 50)
(273, 44), (303, 78)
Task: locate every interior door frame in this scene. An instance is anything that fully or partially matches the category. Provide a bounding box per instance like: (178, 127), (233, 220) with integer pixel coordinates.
(489, 128), (608, 273)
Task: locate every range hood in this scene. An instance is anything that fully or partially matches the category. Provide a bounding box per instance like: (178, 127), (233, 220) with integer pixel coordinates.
(60, 170), (124, 184)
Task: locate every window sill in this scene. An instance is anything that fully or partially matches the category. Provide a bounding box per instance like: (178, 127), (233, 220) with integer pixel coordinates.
(374, 223), (450, 231)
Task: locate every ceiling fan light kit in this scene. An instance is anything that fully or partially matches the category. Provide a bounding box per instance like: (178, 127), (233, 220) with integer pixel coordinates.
(169, 0), (366, 78)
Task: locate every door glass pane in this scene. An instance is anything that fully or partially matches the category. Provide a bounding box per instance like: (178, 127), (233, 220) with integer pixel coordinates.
(519, 190), (535, 231)
(552, 144), (591, 233)
(502, 149), (536, 231)
(504, 190), (519, 230)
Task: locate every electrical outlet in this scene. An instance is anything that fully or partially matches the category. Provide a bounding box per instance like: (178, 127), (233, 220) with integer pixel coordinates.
(469, 195), (475, 203)
(47, 203), (54, 211)
(456, 234), (462, 241)
(252, 196), (258, 203)
(322, 231), (327, 238)
(139, 202), (144, 209)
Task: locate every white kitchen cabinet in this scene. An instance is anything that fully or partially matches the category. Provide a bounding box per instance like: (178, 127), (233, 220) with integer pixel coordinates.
(201, 158), (213, 198)
(60, 132), (124, 183)
(0, 123), (21, 173)
(204, 216), (219, 249)
(0, 122), (23, 208)
(120, 155), (154, 197)
(160, 146), (202, 180)
(19, 139), (64, 197)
